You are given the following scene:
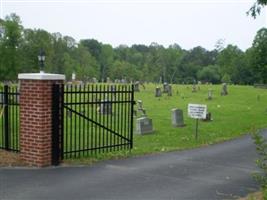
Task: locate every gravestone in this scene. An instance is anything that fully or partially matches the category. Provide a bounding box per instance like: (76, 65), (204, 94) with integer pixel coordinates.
(171, 108), (185, 127)
(163, 82), (168, 93)
(202, 112), (212, 122)
(221, 83), (228, 96)
(106, 77), (111, 83)
(208, 89), (213, 100)
(155, 87), (162, 97)
(192, 84), (197, 93)
(136, 117), (154, 135)
(92, 77), (98, 83)
(136, 100), (146, 116)
(134, 81), (140, 92)
(167, 85), (172, 96)
(100, 99), (112, 114)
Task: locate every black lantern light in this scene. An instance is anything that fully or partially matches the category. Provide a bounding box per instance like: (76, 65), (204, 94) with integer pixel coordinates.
(38, 49), (45, 73)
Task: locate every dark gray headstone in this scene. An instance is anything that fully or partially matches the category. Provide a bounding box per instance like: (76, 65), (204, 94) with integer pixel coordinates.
(163, 82), (168, 93)
(100, 99), (112, 115)
(167, 85), (172, 96)
(136, 117), (154, 134)
(155, 87), (162, 97)
(202, 112), (212, 122)
(221, 83), (228, 96)
(171, 108), (185, 127)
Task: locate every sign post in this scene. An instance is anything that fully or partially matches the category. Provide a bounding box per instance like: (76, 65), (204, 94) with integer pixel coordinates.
(188, 104), (207, 140)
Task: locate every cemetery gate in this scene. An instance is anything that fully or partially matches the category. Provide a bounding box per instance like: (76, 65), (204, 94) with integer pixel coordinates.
(0, 85), (20, 152)
(52, 84), (135, 160)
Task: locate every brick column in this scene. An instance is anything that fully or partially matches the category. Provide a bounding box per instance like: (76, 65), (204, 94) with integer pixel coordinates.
(18, 73), (65, 167)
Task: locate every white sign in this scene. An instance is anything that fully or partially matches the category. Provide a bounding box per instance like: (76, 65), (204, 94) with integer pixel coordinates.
(188, 104), (207, 119)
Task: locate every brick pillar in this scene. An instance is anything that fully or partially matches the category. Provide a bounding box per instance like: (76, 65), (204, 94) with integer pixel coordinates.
(18, 73), (65, 167)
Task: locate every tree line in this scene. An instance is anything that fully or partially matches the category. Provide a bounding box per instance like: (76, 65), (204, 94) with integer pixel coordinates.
(1, 13), (267, 84)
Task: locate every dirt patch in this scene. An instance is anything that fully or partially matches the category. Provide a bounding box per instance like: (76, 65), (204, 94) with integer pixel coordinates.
(0, 150), (26, 167)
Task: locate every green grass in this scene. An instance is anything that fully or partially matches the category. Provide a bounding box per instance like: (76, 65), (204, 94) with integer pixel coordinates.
(64, 84), (267, 165)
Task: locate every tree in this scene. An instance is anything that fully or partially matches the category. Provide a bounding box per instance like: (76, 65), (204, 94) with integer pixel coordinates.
(197, 65), (220, 84)
(73, 44), (100, 81)
(248, 0), (267, 18)
(19, 28), (54, 73)
(250, 28), (267, 83)
(99, 44), (114, 81)
(0, 13), (23, 80)
(217, 45), (245, 84)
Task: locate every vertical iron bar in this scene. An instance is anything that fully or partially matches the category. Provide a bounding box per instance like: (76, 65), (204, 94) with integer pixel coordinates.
(117, 85), (121, 150)
(107, 85), (110, 151)
(120, 86), (124, 150)
(87, 84), (90, 156)
(103, 85), (106, 152)
(78, 85), (81, 157)
(83, 84), (85, 156)
(12, 87), (14, 150)
(4, 85), (9, 150)
(124, 86), (127, 149)
(96, 84), (99, 153)
(98, 85), (101, 153)
(91, 84), (94, 154)
(1, 86), (3, 148)
(74, 85), (77, 157)
(130, 84), (134, 149)
(15, 86), (18, 151)
(70, 85), (73, 158)
(113, 85), (116, 151)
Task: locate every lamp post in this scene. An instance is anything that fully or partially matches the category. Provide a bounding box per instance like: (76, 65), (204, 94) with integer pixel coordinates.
(38, 49), (45, 73)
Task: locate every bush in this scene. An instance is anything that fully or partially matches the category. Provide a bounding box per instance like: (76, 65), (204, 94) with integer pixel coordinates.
(252, 130), (267, 189)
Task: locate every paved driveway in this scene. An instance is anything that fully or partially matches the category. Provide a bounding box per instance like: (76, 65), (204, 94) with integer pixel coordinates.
(0, 132), (263, 200)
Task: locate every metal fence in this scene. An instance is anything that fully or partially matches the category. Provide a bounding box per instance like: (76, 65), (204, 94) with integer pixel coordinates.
(61, 84), (134, 159)
(0, 85), (20, 152)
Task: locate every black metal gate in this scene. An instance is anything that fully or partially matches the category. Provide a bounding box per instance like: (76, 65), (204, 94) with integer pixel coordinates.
(0, 85), (20, 152)
(61, 84), (134, 159)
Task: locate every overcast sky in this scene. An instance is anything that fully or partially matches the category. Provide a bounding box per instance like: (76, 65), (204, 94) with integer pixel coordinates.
(0, 0), (266, 50)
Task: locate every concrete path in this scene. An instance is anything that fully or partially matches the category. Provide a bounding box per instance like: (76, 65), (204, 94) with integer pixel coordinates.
(0, 131), (264, 200)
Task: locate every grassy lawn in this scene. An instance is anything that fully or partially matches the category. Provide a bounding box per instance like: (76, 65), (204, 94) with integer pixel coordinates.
(64, 83), (267, 164)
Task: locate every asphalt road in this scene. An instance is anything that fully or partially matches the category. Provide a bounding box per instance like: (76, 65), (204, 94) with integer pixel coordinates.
(0, 131), (264, 200)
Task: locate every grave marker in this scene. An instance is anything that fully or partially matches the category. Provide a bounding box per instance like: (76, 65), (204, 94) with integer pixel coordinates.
(171, 108), (185, 127)
(155, 87), (162, 97)
(136, 117), (154, 135)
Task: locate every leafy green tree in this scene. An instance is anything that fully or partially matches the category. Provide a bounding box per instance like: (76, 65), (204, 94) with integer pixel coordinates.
(0, 13), (23, 80)
(217, 45), (245, 84)
(197, 65), (220, 83)
(80, 39), (102, 61)
(221, 73), (231, 83)
(20, 28), (54, 73)
(250, 28), (267, 83)
(74, 44), (100, 81)
(248, 0), (267, 18)
(99, 44), (114, 81)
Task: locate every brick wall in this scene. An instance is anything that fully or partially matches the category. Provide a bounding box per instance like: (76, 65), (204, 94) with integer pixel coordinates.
(19, 79), (63, 167)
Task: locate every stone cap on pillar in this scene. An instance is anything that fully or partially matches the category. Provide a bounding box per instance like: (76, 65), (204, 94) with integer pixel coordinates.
(18, 73), (65, 80)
